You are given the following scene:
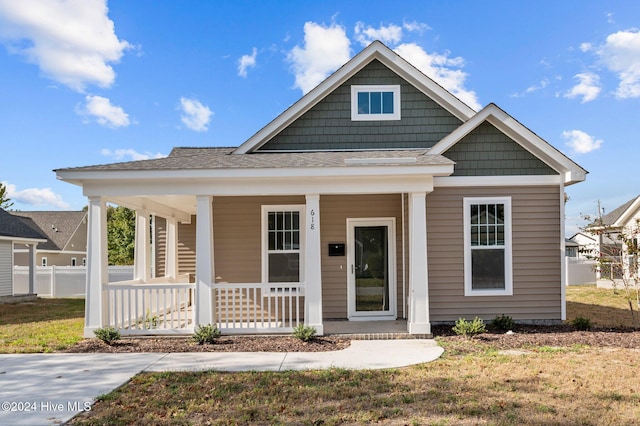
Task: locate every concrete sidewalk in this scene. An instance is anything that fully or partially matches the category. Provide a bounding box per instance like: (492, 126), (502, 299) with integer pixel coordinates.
(0, 339), (443, 425)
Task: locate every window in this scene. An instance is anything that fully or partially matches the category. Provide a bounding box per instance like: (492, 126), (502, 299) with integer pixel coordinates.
(41, 257), (47, 267)
(71, 257), (77, 266)
(351, 85), (401, 121)
(82, 257), (86, 266)
(463, 197), (512, 296)
(262, 206), (304, 284)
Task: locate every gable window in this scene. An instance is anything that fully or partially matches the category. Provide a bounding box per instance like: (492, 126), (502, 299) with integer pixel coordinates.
(262, 206), (304, 284)
(463, 197), (513, 296)
(351, 85), (401, 121)
(41, 257), (47, 267)
(71, 257), (77, 266)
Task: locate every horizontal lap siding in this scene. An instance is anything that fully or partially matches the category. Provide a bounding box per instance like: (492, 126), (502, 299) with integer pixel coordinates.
(0, 241), (12, 296)
(427, 186), (562, 322)
(320, 194), (404, 319)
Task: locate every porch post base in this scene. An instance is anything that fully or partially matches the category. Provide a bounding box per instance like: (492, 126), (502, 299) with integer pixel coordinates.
(308, 323), (324, 336)
(83, 326), (100, 338)
(408, 322), (431, 335)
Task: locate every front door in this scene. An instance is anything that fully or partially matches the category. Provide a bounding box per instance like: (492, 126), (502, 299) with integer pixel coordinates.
(347, 218), (396, 320)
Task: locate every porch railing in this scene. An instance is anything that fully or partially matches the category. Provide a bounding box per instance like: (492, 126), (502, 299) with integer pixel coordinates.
(106, 281), (195, 335)
(214, 283), (305, 334)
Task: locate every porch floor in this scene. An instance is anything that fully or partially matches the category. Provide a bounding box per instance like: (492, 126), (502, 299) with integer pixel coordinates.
(323, 320), (431, 340)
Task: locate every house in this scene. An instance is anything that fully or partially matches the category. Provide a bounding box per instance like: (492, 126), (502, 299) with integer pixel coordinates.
(0, 208), (47, 297)
(585, 195), (640, 283)
(11, 211), (88, 267)
(569, 231), (599, 259)
(55, 41), (586, 337)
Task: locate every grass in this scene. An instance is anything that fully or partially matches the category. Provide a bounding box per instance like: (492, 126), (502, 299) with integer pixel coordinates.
(68, 286), (640, 425)
(0, 298), (84, 353)
(566, 285), (640, 327)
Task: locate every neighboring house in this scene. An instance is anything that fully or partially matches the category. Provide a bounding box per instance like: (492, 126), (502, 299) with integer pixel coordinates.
(12, 211), (88, 267)
(565, 239), (579, 258)
(569, 232), (599, 259)
(0, 208), (47, 297)
(55, 41), (587, 337)
(585, 195), (640, 282)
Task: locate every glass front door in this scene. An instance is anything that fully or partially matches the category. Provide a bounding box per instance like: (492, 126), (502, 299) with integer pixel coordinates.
(347, 219), (396, 319)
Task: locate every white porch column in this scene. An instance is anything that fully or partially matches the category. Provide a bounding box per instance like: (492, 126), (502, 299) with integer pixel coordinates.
(134, 209), (151, 282)
(195, 195), (214, 326)
(408, 192), (431, 334)
(85, 196), (108, 337)
(164, 217), (179, 281)
(27, 243), (37, 295)
(304, 194), (323, 334)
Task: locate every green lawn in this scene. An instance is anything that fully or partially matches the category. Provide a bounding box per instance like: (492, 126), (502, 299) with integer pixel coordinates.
(0, 298), (84, 353)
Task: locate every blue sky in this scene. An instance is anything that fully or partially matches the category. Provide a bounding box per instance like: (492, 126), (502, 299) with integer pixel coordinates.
(1, 1), (639, 236)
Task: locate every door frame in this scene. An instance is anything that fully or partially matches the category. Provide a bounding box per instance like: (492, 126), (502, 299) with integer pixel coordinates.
(346, 217), (397, 320)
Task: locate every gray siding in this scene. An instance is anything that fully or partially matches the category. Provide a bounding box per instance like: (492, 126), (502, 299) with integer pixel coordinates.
(259, 60), (462, 151)
(0, 240), (13, 296)
(155, 216), (197, 278)
(427, 186), (563, 322)
(444, 121), (557, 176)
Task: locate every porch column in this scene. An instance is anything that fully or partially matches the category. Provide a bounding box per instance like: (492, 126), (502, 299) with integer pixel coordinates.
(195, 195), (214, 326)
(408, 192), (431, 334)
(304, 194), (323, 334)
(134, 209), (151, 282)
(164, 217), (179, 281)
(27, 243), (37, 295)
(85, 196), (108, 337)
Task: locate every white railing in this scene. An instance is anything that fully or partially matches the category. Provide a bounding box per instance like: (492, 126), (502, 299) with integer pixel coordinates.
(13, 265), (133, 297)
(215, 283), (305, 333)
(106, 282), (195, 335)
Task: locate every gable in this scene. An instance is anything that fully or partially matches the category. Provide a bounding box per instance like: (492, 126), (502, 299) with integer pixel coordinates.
(443, 121), (557, 176)
(258, 60), (463, 151)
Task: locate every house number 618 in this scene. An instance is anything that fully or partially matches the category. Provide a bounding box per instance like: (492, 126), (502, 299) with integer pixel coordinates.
(310, 209), (316, 230)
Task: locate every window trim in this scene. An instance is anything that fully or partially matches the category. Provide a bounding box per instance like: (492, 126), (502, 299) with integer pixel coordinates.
(261, 205), (305, 290)
(350, 85), (401, 121)
(463, 197), (513, 296)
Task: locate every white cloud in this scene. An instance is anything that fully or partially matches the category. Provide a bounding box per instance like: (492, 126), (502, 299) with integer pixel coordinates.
(79, 95), (130, 128)
(564, 72), (602, 103)
(179, 97), (213, 132)
(394, 43), (481, 111)
(354, 22), (403, 46)
(403, 20), (430, 34)
(561, 129), (603, 154)
(101, 148), (166, 161)
(238, 47), (257, 78)
(597, 29), (640, 98)
(287, 21), (351, 94)
(0, 0), (131, 92)
(580, 42), (593, 52)
(2, 182), (69, 209)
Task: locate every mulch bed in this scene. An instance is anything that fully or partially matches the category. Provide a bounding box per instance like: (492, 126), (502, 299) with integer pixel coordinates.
(62, 324), (640, 354)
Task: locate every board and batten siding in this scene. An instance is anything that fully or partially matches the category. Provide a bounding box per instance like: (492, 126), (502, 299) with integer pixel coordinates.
(320, 194), (404, 319)
(427, 185), (563, 322)
(0, 240), (13, 296)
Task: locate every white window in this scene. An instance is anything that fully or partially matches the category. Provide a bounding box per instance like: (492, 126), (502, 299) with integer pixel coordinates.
(351, 85), (401, 121)
(262, 206), (304, 284)
(41, 257), (47, 267)
(71, 257), (77, 266)
(82, 257), (87, 266)
(463, 197), (513, 296)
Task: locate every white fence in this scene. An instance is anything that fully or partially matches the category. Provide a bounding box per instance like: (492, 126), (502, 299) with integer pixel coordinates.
(565, 257), (597, 286)
(13, 266), (133, 297)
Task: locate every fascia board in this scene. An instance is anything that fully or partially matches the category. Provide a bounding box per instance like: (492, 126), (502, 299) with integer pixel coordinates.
(613, 197), (640, 227)
(234, 41), (475, 154)
(0, 236), (47, 244)
(430, 104), (587, 185)
(434, 175), (563, 187)
(107, 196), (192, 223)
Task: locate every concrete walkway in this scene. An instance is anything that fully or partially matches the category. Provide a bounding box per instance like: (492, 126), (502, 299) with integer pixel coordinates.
(0, 339), (443, 425)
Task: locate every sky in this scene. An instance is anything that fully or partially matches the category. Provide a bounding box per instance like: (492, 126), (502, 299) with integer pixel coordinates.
(1, 0), (639, 237)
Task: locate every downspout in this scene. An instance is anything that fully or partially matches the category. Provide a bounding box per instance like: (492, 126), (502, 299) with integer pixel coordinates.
(401, 193), (406, 319)
(560, 184), (566, 321)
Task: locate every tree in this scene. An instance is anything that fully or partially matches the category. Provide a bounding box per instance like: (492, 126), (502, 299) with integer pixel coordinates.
(0, 182), (13, 210)
(582, 212), (640, 325)
(107, 205), (136, 265)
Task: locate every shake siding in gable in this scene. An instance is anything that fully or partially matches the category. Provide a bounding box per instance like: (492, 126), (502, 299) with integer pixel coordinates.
(427, 185), (562, 322)
(259, 60), (462, 151)
(0, 240), (12, 296)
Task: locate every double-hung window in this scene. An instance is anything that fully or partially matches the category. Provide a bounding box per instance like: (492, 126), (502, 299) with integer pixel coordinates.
(463, 197), (513, 296)
(262, 206), (304, 284)
(351, 85), (401, 121)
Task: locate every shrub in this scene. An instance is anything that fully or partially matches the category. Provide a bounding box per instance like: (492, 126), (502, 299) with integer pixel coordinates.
(192, 324), (221, 344)
(571, 316), (593, 331)
(452, 317), (486, 338)
(491, 314), (515, 331)
(94, 326), (121, 345)
(293, 323), (317, 342)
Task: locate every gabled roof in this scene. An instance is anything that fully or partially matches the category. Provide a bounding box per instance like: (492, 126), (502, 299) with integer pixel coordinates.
(600, 195), (640, 227)
(10, 211), (86, 251)
(233, 40), (477, 154)
(0, 208), (47, 243)
(428, 103), (587, 185)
